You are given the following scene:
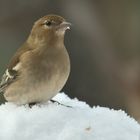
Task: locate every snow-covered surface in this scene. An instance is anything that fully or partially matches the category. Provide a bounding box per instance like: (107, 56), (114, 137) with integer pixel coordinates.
(0, 93), (139, 140)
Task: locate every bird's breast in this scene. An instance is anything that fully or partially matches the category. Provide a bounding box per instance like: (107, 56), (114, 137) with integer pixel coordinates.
(24, 47), (70, 101)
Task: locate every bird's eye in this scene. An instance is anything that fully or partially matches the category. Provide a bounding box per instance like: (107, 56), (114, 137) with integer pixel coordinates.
(45, 21), (52, 26)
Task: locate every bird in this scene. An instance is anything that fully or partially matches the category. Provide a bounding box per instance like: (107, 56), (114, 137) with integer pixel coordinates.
(0, 14), (71, 105)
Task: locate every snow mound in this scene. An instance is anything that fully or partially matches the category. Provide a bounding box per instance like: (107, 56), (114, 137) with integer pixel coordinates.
(0, 93), (139, 140)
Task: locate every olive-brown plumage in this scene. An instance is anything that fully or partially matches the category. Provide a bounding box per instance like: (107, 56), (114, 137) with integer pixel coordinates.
(0, 15), (71, 105)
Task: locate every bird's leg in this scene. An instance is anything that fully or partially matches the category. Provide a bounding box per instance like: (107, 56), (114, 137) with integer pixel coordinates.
(50, 99), (72, 108)
(29, 102), (37, 108)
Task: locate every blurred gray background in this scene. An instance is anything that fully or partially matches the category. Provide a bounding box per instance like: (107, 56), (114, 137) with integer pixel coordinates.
(0, 0), (140, 121)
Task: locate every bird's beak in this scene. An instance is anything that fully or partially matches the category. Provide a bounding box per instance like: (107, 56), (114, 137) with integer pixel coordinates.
(58, 21), (71, 30)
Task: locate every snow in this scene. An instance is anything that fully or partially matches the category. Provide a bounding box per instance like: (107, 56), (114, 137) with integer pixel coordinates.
(0, 93), (139, 140)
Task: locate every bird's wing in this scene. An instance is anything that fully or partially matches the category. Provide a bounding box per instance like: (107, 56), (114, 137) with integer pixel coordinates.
(0, 69), (18, 92)
(0, 43), (32, 93)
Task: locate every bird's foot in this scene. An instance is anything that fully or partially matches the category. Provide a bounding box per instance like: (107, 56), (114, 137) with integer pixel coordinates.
(50, 99), (72, 108)
(29, 102), (37, 108)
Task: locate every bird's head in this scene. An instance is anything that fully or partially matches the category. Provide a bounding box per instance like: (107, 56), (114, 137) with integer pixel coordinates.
(28, 15), (71, 46)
